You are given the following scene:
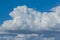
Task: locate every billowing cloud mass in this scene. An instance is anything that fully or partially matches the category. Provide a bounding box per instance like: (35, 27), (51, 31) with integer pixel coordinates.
(1, 5), (60, 31)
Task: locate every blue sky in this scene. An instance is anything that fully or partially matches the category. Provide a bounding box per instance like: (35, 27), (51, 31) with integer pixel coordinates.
(0, 0), (60, 24)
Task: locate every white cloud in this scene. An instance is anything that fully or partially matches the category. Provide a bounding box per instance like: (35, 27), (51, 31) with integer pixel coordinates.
(0, 34), (55, 40)
(1, 5), (60, 31)
(14, 34), (55, 40)
(15, 34), (39, 40)
(43, 37), (55, 40)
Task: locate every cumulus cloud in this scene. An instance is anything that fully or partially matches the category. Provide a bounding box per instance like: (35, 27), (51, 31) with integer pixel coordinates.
(1, 5), (60, 31)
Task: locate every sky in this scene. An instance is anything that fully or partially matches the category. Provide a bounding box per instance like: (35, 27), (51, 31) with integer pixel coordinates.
(0, 0), (60, 40)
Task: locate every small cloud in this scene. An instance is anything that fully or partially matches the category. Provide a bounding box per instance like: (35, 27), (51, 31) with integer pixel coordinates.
(15, 34), (39, 40)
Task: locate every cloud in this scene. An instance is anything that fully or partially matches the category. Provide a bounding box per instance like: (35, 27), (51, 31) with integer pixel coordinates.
(15, 34), (38, 40)
(14, 34), (55, 40)
(0, 34), (55, 40)
(15, 34), (39, 40)
(1, 5), (60, 32)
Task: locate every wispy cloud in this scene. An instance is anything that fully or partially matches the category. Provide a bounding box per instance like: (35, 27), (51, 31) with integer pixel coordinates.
(14, 34), (55, 40)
